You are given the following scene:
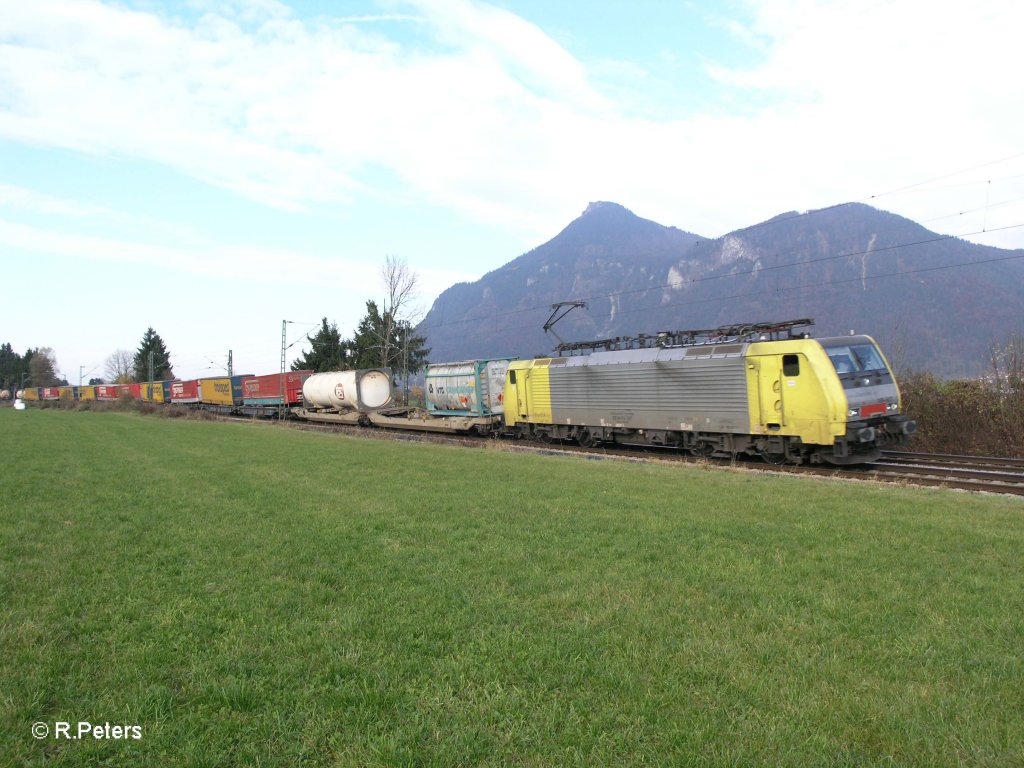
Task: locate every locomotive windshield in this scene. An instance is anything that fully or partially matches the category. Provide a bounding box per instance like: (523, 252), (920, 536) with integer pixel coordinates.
(824, 342), (887, 375)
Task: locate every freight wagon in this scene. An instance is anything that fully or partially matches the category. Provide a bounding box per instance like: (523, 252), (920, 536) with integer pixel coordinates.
(239, 371), (312, 417)
(170, 380), (200, 404)
(365, 358), (515, 433)
(140, 382), (167, 403)
(197, 375), (249, 408)
(294, 369), (394, 425)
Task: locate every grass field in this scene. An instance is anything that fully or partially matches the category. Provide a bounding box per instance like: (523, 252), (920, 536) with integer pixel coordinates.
(2, 408), (1023, 767)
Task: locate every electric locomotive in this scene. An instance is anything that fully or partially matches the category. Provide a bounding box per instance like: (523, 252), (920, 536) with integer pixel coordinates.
(503, 319), (914, 465)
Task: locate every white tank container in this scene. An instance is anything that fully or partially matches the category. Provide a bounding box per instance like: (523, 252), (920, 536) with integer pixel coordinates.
(302, 369), (392, 412)
(425, 359), (513, 416)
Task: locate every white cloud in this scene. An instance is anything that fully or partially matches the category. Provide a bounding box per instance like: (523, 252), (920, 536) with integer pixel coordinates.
(1, 0), (1022, 250)
(0, 182), (115, 217)
(0, 214), (474, 293)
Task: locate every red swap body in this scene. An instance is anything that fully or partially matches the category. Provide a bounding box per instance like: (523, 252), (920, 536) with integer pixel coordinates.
(242, 371), (312, 406)
(170, 380), (200, 404)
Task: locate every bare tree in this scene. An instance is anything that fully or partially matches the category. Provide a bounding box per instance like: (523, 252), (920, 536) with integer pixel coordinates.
(28, 347), (59, 387)
(379, 255), (422, 369)
(105, 349), (135, 384)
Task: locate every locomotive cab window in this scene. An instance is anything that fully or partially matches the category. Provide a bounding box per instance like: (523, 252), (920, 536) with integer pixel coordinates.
(782, 354), (800, 377)
(825, 343), (887, 375)
(508, 370), (517, 385)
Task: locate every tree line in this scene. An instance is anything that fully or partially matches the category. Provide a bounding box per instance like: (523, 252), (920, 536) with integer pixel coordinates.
(6, 258), (429, 394)
(2, 329), (174, 391)
(0, 344), (60, 391)
(900, 334), (1024, 456)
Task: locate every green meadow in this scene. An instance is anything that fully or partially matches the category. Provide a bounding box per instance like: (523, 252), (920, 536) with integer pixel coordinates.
(1, 408), (1022, 767)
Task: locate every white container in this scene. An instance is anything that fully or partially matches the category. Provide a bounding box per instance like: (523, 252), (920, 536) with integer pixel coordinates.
(425, 359), (513, 416)
(302, 369), (392, 412)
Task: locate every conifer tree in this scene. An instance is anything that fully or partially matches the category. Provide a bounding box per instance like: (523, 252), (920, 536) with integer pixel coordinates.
(291, 318), (351, 372)
(133, 328), (174, 382)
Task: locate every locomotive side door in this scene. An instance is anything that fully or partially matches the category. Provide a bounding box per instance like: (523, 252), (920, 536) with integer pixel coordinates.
(755, 356), (786, 429)
(507, 367), (530, 421)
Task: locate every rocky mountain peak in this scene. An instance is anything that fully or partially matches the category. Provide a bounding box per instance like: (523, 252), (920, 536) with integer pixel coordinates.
(416, 201), (1024, 375)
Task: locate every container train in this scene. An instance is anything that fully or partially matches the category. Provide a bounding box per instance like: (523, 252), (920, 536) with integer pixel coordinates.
(14, 319), (915, 465)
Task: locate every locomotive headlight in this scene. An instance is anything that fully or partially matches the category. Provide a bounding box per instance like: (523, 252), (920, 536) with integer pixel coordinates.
(848, 408), (859, 417)
(887, 403), (899, 412)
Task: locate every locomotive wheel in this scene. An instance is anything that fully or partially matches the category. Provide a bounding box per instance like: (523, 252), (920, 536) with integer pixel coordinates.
(690, 442), (714, 458)
(760, 450), (788, 465)
(577, 429), (597, 448)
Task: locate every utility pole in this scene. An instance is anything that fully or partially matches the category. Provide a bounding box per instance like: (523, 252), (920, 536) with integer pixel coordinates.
(227, 350), (233, 377)
(148, 351), (155, 382)
(280, 321), (287, 421)
(79, 363), (99, 387)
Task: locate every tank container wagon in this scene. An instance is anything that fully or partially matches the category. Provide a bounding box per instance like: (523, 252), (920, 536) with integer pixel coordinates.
(294, 369), (394, 425)
(364, 358), (515, 433)
(503, 319), (915, 465)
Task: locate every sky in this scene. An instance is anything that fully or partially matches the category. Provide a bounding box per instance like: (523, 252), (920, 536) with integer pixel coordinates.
(2, 0), (1023, 382)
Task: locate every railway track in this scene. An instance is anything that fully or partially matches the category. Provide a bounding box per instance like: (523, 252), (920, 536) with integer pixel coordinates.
(878, 450), (1024, 472)
(104, 408), (1024, 498)
(863, 451), (1024, 496)
(276, 416), (1024, 497)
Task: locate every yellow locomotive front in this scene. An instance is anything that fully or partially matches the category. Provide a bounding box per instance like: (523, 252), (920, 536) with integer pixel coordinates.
(818, 335), (916, 461)
(743, 334), (915, 464)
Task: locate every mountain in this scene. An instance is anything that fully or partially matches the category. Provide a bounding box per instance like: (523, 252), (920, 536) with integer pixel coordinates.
(417, 202), (1024, 376)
